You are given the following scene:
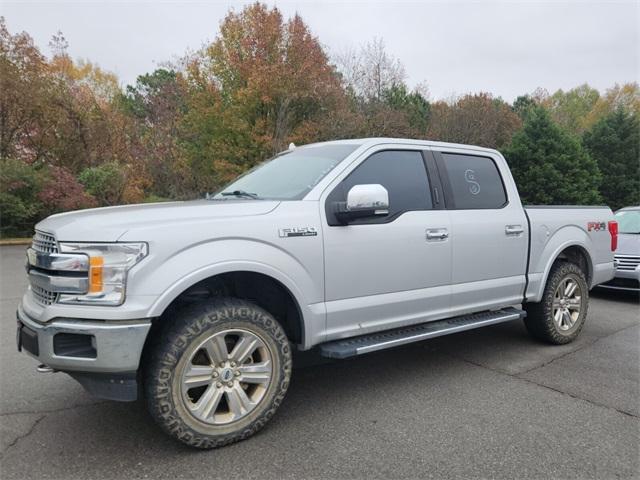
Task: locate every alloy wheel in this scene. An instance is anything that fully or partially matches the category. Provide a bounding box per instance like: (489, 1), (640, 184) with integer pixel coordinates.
(180, 329), (273, 425)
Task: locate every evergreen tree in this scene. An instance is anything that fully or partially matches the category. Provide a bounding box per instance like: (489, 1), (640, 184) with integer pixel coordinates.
(503, 106), (602, 205)
(583, 107), (640, 210)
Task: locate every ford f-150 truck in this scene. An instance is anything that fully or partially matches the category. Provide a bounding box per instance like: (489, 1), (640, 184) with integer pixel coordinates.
(17, 138), (617, 448)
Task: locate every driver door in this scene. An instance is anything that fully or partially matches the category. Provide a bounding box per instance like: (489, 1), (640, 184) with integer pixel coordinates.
(321, 148), (452, 341)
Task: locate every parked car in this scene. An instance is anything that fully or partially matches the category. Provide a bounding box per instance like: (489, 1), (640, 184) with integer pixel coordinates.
(599, 206), (640, 292)
(16, 138), (616, 448)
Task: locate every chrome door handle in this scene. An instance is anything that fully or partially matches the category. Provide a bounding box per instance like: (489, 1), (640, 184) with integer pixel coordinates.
(505, 225), (524, 235)
(426, 229), (449, 240)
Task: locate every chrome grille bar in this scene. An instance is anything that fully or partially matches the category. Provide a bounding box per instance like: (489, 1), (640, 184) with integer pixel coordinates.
(31, 285), (58, 305)
(28, 231), (89, 305)
(32, 231), (58, 254)
(615, 254), (640, 271)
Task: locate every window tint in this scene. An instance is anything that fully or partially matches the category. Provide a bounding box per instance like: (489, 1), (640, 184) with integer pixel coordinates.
(327, 150), (432, 224)
(439, 153), (507, 209)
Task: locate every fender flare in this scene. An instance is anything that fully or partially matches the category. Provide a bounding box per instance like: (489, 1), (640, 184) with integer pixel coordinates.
(145, 260), (316, 347)
(531, 238), (594, 302)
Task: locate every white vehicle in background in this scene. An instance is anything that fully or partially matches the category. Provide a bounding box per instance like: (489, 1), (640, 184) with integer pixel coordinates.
(16, 138), (617, 449)
(599, 206), (640, 292)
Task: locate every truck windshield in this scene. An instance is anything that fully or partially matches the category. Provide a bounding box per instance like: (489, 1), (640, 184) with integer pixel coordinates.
(213, 144), (360, 200)
(615, 209), (640, 234)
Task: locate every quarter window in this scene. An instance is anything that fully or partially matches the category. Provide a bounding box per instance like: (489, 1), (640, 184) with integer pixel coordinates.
(438, 153), (507, 209)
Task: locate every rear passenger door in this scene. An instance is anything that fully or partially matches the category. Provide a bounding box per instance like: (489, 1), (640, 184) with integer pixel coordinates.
(434, 150), (528, 315)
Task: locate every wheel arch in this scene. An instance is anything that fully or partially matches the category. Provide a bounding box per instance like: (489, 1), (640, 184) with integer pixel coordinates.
(528, 240), (594, 303)
(147, 262), (314, 348)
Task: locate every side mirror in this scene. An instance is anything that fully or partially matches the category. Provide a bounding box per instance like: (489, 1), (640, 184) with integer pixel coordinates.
(335, 184), (389, 224)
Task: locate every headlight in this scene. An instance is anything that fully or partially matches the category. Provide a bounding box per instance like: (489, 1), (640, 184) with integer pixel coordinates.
(58, 242), (148, 306)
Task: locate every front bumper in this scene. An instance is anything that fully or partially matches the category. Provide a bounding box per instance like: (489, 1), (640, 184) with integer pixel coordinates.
(16, 302), (152, 400)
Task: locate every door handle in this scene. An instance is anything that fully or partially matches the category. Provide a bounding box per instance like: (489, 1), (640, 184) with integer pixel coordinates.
(505, 225), (524, 235)
(426, 229), (449, 240)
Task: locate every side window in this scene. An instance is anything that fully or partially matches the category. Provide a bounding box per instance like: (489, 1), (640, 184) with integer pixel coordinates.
(326, 150), (432, 224)
(438, 153), (507, 209)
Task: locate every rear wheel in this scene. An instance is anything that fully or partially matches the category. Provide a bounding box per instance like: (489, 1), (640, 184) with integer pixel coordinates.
(524, 261), (589, 344)
(145, 298), (292, 449)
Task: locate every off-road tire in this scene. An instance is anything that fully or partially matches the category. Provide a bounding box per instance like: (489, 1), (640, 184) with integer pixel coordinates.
(524, 261), (589, 345)
(145, 298), (292, 449)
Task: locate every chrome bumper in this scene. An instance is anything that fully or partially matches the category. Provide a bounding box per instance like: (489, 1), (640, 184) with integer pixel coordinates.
(598, 268), (640, 292)
(16, 303), (151, 374)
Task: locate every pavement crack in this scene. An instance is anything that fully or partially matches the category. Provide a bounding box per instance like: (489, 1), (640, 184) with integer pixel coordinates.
(518, 377), (639, 419)
(0, 414), (46, 457)
(0, 400), (110, 417)
(450, 354), (639, 419)
(516, 322), (640, 376)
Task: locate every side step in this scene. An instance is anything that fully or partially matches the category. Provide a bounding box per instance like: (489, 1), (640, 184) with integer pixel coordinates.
(319, 307), (526, 359)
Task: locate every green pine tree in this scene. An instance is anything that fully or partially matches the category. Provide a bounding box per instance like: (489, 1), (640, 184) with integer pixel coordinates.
(503, 106), (602, 205)
(583, 107), (640, 210)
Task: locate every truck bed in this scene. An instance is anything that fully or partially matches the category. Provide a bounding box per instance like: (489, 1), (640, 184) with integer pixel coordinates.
(524, 205), (615, 301)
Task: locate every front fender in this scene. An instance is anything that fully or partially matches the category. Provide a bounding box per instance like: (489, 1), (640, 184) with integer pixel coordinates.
(129, 238), (325, 348)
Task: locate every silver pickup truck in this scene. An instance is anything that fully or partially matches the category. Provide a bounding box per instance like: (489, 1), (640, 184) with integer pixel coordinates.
(17, 138), (616, 448)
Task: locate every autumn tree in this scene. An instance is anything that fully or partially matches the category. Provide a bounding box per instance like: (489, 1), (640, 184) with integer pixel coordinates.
(428, 93), (521, 149)
(41, 32), (121, 171)
(0, 17), (51, 161)
(504, 106), (601, 205)
(336, 38), (406, 101)
(206, 3), (344, 152)
(119, 69), (188, 198)
(333, 40), (429, 138)
(543, 84), (600, 135)
(583, 107), (639, 209)
(584, 82), (640, 128)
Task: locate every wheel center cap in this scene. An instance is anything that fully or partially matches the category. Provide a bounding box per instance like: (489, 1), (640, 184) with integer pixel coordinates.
(220, 368), (234, 382)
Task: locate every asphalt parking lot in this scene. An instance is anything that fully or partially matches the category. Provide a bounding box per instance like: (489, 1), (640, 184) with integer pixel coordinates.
(1, 244), (638, 479)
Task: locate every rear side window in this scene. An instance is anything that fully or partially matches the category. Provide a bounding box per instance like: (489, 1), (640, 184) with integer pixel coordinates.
(326, 150), (432, 224)
(438, 153), (507, 209)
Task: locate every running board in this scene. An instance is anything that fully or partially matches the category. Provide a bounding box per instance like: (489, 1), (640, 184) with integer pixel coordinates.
(319, 307), (526, 359)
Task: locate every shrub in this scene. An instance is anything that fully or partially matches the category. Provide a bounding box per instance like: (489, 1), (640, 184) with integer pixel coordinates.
(0, 159), (42, 237)
(38, 166), (97, 217)
(78, 162), (126, 205)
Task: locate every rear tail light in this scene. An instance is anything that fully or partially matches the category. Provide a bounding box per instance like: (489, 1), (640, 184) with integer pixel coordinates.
(608, 220), (618, 252)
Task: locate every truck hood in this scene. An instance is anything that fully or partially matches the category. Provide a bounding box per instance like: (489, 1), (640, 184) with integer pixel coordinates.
(36, 200), (280, 242)
(617, 233), (640, 256)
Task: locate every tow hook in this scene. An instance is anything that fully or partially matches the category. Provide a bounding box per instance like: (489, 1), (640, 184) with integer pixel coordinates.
(36, 364), (56, 373)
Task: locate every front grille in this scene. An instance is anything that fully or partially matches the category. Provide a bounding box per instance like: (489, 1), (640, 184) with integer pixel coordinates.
(32, 231), (58, 254)
(615, 254), (640, 271)
(31, 284), (58, 305)
(30, 231), (58, 305)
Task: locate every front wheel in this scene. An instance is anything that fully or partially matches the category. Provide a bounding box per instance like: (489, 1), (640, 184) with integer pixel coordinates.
(524, 261), (589, 344)
(145, 298), (292, 449)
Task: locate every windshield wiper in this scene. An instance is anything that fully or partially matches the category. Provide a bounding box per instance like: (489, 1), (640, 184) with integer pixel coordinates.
(219, 190), (261, 199)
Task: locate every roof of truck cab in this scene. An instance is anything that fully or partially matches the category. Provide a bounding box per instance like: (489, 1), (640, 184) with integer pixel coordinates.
(302, 137), (501, 156)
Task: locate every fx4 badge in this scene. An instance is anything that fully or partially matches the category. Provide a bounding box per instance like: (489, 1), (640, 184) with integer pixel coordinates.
(587, 221), (606, 232)
(279, 227), (318, 238)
